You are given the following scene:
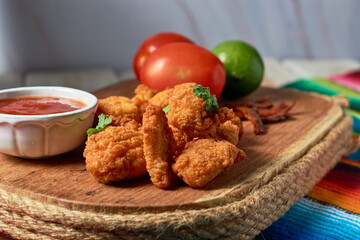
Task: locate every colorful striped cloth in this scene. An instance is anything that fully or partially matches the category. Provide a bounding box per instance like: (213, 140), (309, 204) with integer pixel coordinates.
(255, 73), (360, 240)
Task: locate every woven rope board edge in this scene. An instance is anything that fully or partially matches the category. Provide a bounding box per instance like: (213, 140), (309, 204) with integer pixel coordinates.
(0, 113), (354, 240)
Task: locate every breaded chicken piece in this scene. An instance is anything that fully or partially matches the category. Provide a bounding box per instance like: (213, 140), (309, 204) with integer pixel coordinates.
(172, 138), (246, 188)
(119, 118), (142, 131)
(148, 83), (194, 109)
(102, 115), (141, 131)
(174, 82), (198, 91)
(148, 88), (174, 109)
(142, 105), (177, 188)
(167, 83), (219, 138)
(169, 124), (190, 157)
(169, 108), (242, 155)
(97, 96), (141, 123)
(214, 107), (244, 145)
(131, 84), (157, 113)
(84, 126), (147, 183)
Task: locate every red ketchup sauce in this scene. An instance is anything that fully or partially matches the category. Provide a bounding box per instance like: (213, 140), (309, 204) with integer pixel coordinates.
(0, 96), (86, 115)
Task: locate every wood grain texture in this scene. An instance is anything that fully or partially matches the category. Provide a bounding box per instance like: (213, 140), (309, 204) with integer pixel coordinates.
(0, 80), (347, 213)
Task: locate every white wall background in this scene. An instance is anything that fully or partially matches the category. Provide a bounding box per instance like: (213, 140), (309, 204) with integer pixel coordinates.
(0, 0), (359, 74)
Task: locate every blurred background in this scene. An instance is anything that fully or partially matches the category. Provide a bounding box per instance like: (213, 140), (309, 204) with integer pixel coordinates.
(0, 0), (359, 90)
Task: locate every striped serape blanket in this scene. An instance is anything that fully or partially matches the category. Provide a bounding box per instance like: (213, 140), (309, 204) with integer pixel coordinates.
(255, 72), (360, 240)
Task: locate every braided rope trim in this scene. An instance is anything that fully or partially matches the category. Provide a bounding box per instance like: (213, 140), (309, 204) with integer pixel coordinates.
(0, 115), (354, 240)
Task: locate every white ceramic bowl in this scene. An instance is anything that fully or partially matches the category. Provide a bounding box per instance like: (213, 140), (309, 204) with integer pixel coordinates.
(0, 86), (98, 158)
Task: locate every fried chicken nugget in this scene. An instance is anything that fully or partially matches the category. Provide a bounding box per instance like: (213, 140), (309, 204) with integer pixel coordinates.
(97, 96), (141, 123)
(131, 84), (157, 113)
(167, 83), (219, 138)
(172, 138), (246, 188)
(148, 88), (174, 109)
(214, 107), (244, 145)
(169, 108), (242, 155)
(169, 124), (190, 157)
(106, 117), (141, 130)
(84, 126), (147, 183)
(142, 105), (177, 188)
(148, 83), (195, 109)
(174, 82), (197, 91)
(99, 113), (141, 130)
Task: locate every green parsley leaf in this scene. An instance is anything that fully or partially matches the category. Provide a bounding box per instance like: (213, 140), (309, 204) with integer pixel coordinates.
(86, 113), (113, 137)
(193, 84), (219, 112)
(163, 105), (170, 114)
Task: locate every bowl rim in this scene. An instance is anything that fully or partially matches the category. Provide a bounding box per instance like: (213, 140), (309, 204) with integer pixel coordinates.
(0, 86), (98, 120)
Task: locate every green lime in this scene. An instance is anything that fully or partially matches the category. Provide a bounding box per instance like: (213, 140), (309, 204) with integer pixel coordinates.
(212, 40), (264, 99)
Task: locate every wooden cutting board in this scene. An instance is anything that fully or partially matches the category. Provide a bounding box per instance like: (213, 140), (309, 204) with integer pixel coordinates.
(0, 80), (348, 213)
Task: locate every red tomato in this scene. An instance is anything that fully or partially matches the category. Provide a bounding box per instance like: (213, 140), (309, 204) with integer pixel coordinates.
(133, 32), (193, 79)
(140, 42), (226, 98)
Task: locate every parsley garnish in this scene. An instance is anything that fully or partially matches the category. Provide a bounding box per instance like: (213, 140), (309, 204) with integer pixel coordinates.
(163, 105), (170, 114)
(86, 113), (112, 137)
(193, 84), (219, 112)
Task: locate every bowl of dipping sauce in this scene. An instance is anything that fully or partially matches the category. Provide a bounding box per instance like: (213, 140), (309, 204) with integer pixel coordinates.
(0, 86), (98, 158)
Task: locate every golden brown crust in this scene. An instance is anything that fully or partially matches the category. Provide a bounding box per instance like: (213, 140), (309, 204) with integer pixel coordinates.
(103, 115), (141, 130)
(167, 83), (219, 138)
(84, 126), (147, 184)
(172, 138), (246, 188)
(147, 83), (196, 110)
(169, 124), (191, 157)
(148, 88), (174, 109)
(142, 105), (177, 188)
(131, 84), (157, 113)
(85, 83), (248, 189)
(214, 107), (243, 145)
(97, 96), (141, 123)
